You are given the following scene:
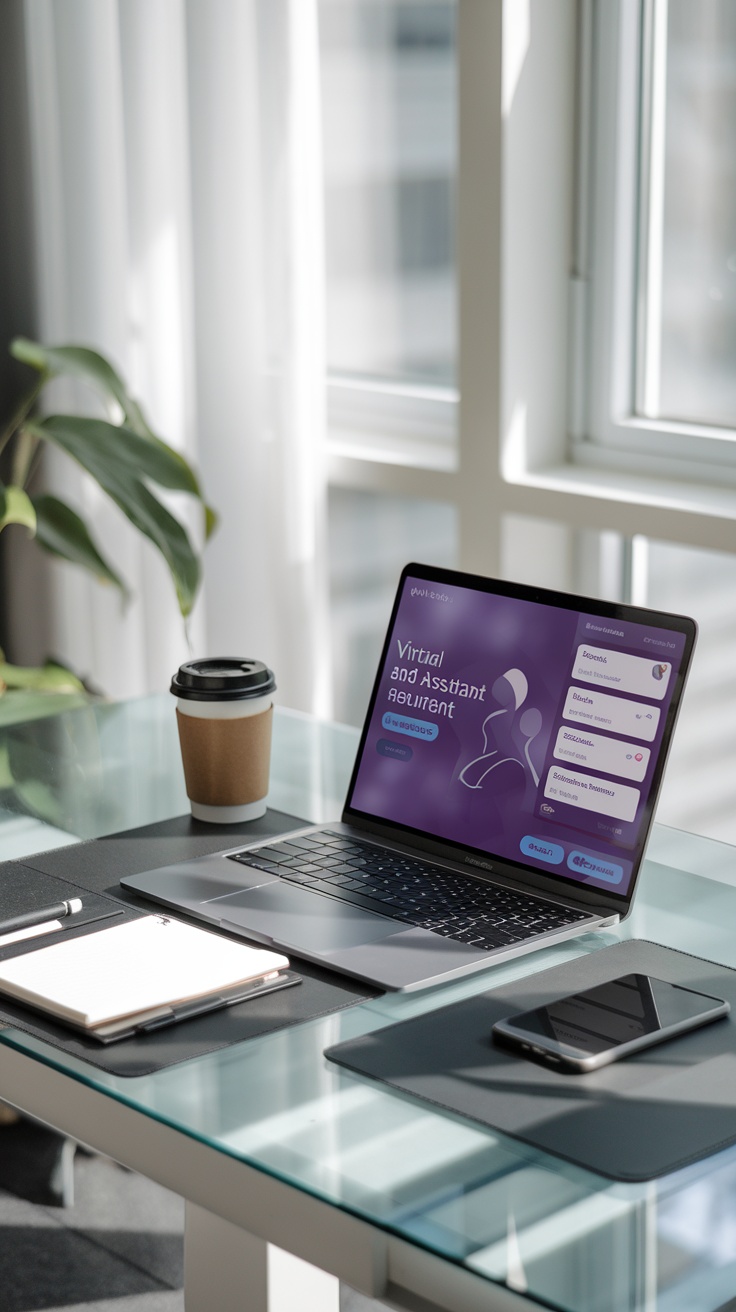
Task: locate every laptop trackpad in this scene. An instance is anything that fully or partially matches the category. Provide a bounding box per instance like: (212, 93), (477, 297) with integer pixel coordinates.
(212, 883), (403, 953)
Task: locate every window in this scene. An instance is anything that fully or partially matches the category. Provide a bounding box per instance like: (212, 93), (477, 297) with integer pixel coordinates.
(319, 0), (459, 722)
(582, 0), (736, 477)
(319, 0), (458, 477)
(640, 0), (736, 431)
(319, 0), (457, 388)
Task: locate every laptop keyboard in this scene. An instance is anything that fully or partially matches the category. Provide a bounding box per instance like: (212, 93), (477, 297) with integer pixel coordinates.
(227, 831), (589, 953)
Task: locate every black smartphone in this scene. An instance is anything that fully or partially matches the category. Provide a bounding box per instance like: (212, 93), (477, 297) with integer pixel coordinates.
(492, 973), (729, 1073)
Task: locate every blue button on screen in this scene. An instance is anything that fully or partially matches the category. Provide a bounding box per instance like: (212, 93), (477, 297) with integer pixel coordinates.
(381, 712), (438, 741)
(520, 835), (565, 866)
(567, 851), (624, 884)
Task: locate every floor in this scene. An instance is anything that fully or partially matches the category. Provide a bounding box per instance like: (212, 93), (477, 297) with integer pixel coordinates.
(1, 1119), (185, 1312)
(0, 1118), (386, 1312)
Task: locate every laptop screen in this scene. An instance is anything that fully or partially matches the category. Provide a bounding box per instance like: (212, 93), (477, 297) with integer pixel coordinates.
(345, 565), (697, 904)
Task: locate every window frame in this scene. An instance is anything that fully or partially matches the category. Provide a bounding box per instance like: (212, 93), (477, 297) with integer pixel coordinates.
(327, 376), (457, 472)
(578, 0), (736, 482)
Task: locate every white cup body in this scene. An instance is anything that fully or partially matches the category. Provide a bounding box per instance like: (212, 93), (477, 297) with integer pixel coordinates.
(176, 693), (273, 721)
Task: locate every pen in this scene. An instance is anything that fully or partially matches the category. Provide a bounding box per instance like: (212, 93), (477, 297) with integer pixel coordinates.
(91, 969), (300, 1042)
(0, 898), (83, 938)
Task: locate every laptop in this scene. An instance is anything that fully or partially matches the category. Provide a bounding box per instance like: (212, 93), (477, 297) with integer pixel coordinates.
(123, 564), (697, 991)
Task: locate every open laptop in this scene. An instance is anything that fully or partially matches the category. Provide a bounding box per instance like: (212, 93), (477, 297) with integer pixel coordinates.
(123, 564), (697, 991)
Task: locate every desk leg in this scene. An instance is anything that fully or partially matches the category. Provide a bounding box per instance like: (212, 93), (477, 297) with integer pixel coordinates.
(184, 1203), (340, 1312)
(185, 1203), (267, 1312)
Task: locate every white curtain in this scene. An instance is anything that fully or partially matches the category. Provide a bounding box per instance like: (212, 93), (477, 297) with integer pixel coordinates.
(21, 0), (332, 716)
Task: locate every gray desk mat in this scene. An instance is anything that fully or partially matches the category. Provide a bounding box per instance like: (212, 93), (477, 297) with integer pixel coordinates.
(325, 939), (736, 1182)
(0, 808), (377, 1077)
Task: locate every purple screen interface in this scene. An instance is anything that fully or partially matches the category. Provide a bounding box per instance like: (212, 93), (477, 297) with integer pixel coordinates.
(349, 577), (688, 898)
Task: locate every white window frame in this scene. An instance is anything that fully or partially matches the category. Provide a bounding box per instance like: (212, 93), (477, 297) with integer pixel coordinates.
(327, 376), (457, 473)
(580, 0), (736, 483)
(327, 0), (736, 587)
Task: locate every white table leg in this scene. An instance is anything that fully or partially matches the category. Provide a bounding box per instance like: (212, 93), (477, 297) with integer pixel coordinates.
(268, 1246), (340, 1312)
(185, 1201), (268, 1312)
(184, 1202), (340, 1312)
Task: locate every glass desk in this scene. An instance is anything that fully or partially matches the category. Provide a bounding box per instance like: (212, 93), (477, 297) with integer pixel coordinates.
(1, 695), (735, 1312)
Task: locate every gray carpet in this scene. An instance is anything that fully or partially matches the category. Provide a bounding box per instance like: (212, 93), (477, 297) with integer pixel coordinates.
(0, 1139), (185, 1312)
(0, 1122), (390, 1312)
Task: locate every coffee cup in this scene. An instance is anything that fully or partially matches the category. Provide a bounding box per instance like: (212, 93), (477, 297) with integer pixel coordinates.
(172, 658), (276, 823)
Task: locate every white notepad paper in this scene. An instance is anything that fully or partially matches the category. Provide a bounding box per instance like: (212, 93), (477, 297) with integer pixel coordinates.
(0, 915), (289, 1031)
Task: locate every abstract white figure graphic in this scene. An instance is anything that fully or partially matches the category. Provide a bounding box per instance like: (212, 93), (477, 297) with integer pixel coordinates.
(459, 668), (541, 791)
(518, 708), (542, 786)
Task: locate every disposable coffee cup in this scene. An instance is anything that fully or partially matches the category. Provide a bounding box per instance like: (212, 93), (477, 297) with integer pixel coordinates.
(172, 658), (276, 823)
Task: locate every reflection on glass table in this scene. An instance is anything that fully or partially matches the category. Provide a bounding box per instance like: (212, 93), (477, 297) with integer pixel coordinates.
(0, 695), (358, 853)
(2, 694), (736, 1311)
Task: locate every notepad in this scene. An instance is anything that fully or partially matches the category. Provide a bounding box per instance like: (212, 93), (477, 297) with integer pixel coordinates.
(0, 915), (292, 1041)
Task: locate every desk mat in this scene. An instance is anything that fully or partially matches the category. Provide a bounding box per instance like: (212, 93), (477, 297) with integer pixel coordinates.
(325, 940), (736, 1182)
(0, 809), (378, 1077)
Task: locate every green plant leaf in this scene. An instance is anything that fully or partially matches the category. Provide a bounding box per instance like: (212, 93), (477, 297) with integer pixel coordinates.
(203, 503), (218, 540)
(12, 337), (156, 436)
(33, 416), (201, 615)
(32, 494), (128, 595)
(0, 482), (36, 533)
(0, 657), (85, 693)
(116, 480), (201, 616)
(11, 338), (217, 538)
(36, 414), (202, 495)
(0, 690), (89, 731)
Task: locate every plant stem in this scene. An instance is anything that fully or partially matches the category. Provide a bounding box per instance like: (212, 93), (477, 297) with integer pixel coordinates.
(22, 437), (45, 492)
(11, 428), (40, 489)
(0, 373), (47, 459)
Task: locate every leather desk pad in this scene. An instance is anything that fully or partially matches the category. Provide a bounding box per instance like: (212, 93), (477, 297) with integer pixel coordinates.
(326, 939), (736, 1181)
(0, 809), (377, 1077)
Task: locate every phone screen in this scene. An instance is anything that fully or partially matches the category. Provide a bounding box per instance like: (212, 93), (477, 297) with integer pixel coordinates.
(494, 973), (727, 1065)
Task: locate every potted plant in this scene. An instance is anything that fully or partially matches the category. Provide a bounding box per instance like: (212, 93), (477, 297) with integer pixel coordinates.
(0, 337), (216, 724)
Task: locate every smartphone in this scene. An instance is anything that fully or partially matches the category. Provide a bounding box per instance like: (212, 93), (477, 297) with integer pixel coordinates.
(492, 973), (729, 1073)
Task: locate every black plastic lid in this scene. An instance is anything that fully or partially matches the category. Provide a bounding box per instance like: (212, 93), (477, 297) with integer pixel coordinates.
(171, 658), (276, 702)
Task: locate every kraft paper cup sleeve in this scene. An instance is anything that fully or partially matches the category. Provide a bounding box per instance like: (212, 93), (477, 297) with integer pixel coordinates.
(176, 706), (273, 807)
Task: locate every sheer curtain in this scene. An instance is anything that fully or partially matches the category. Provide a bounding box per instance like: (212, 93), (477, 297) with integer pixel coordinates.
(21, 0), (331, 716)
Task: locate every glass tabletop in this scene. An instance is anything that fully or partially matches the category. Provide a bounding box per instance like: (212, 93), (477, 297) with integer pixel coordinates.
(1, 694), (735, 1312)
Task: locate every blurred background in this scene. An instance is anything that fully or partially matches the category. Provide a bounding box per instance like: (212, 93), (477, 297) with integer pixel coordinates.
(1, 0), (735, 842)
